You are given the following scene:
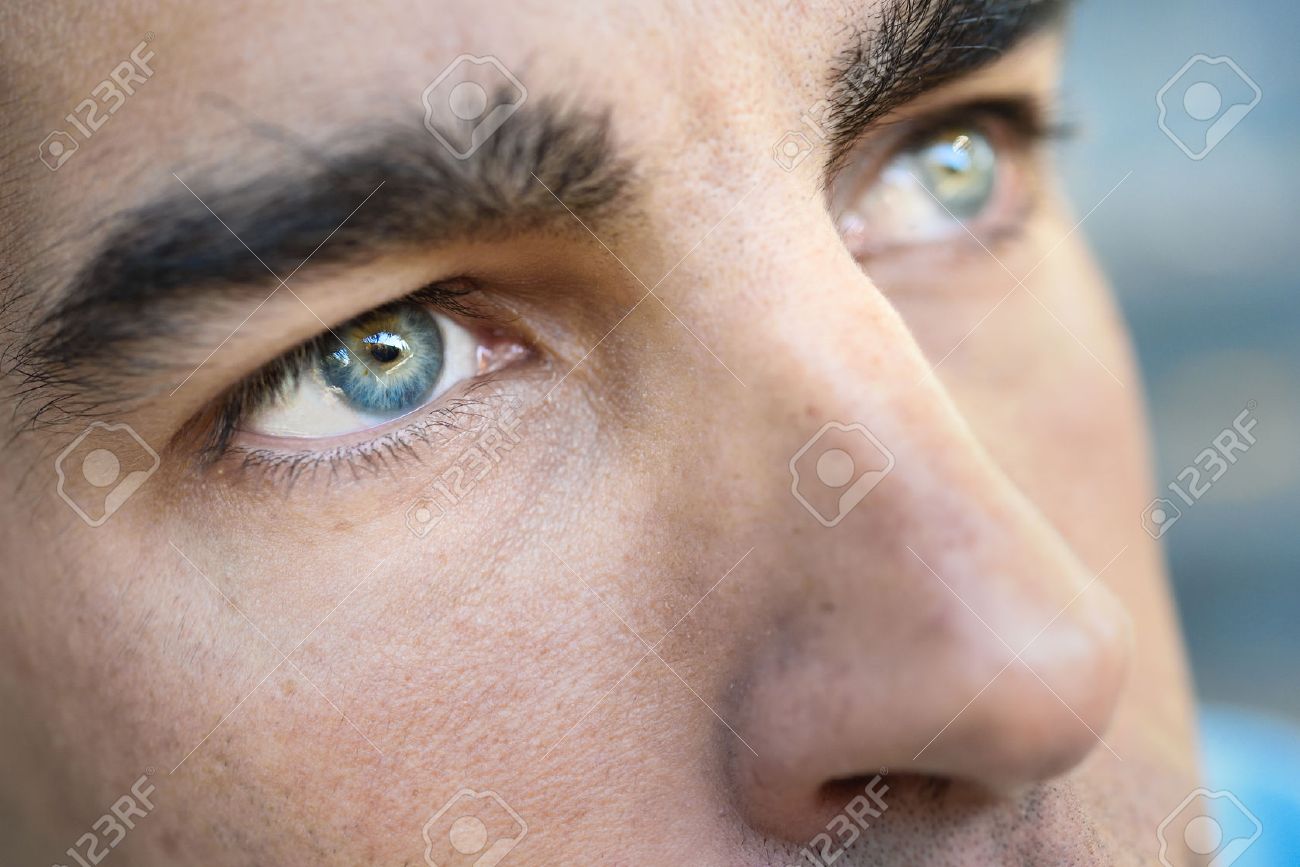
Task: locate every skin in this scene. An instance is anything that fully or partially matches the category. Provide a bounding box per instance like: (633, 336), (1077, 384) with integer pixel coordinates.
(0, 1), (1200, 864)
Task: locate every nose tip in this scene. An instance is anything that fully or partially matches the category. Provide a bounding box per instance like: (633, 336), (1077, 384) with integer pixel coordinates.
(917, 582), (1132, 790)
(733, 561), (1132, 842)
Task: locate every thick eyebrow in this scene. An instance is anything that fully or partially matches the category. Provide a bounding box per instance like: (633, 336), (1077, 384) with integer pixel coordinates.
(17, 100), (630, 424)
(825, 0), (1071, 168)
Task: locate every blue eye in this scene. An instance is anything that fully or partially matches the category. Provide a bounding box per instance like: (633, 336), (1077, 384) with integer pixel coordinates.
(242, 301), (483, 440)
(835, 121), (1022, 255)
(321, 304), (445, 414)
(911, 129), (997, 220)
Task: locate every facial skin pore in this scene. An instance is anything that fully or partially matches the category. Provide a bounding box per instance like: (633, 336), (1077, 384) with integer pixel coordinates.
(0, 1), (1197, 865)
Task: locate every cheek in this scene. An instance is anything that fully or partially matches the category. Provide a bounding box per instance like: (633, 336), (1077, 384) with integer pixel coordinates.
(84, 380), (736, 863)
(872, 202), (1149, 549)
(19, 527), (570, 862)
(943, 247), (1147, 544)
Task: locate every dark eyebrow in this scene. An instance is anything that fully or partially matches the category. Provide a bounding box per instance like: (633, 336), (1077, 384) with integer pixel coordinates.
(825, 0), (1071, 169)
(17, 99), (630, 424)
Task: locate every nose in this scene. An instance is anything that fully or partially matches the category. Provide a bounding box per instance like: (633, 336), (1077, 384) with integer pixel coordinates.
(729, 254), (1131, 841)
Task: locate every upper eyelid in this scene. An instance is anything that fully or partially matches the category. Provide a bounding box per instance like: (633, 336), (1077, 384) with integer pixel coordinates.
(221, 281), (488, 392)
(222, 103), (1047, 432)
(850, 97), (1053, 163)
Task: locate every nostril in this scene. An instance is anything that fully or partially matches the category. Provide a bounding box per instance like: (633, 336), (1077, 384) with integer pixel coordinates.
(818, 772), (894, 812)
(823, 772), (952, 807)
(762, 771), (895, 844)
(801, 774), (977, 848)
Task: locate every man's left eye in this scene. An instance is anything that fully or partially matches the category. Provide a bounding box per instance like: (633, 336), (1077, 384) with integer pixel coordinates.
(907, 127), (998, 221)
(834, 111), (1037, 257)
(243, 301), (482, 439)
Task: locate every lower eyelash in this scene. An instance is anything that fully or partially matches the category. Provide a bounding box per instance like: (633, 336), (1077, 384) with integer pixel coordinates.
(215, 381), (519, 489)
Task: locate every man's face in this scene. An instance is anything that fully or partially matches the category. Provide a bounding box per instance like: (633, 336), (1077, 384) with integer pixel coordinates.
(1, 1), (1200, 864)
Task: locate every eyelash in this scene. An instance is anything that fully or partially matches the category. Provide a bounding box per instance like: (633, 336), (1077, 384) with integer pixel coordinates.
(894, 96), (1061, 151)
(221, 387), (514, 487)
(188, 281), (502, 470)
(844, 96), (1068, 177)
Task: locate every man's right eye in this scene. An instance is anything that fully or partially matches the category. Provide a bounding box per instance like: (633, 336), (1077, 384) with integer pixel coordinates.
(189, 283), (533, 470)
(242, 301), (482, 440)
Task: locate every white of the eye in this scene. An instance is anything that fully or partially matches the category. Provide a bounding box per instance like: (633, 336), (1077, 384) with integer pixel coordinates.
(841, 159), (963, 245)
(245, 311), (480, 439)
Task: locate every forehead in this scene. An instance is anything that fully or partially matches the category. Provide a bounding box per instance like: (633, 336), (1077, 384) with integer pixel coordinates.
(4, 1), (865, 250)
(17, 1), (852, 138)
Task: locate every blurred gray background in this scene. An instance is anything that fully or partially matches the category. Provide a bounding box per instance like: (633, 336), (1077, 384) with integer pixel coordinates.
(1059, 0), (1298, 723)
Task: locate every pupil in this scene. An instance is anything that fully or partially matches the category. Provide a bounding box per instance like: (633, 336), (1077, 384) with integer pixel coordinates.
(370, 342), (401, 364)
(360, 329), (408, 366)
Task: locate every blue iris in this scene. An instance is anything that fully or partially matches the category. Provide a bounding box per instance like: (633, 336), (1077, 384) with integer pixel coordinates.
(914, 129), (996, 220)
(319, 303), (444, 415)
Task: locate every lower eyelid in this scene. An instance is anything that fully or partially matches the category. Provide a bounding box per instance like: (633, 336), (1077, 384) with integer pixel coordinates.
(223, 374), (530, 482)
